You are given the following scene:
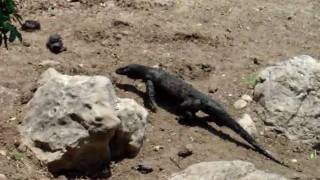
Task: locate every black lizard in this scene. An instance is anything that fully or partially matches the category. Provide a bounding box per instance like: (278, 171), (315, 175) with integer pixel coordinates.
(116, 64), (286, 166)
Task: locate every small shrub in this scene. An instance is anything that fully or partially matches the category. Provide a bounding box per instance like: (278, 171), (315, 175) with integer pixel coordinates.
(244, 73), (258, 89)
(0, 0), (22, 48)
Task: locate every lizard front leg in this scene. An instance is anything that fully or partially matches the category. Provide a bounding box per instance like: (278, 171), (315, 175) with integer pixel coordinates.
(146, 80), (157, 112)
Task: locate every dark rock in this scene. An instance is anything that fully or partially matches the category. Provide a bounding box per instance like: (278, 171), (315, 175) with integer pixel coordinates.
(177, 147), (193, 158)
(134, 162), (153, 174)
(46, 33), (66, 54)
(21, 20), (41, 32)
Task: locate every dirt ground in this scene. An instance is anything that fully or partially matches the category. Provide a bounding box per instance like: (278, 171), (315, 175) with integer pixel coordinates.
(0, 0), (320, 179)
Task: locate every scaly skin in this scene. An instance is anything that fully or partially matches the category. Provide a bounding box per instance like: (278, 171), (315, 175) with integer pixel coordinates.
(116, 64), (287, 167)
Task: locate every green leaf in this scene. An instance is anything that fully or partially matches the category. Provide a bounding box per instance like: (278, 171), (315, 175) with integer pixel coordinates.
(9, 26), (20, 42)
(5, 0), (15, 14)
(0, 0), (23, 48)
(0, 11), (10, 23)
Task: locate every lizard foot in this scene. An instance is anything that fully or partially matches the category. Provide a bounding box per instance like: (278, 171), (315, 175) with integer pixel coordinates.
(176, 111), (195, 123)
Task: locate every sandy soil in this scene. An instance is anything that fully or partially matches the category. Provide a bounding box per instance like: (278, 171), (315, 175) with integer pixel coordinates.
(0, 0), (320, 179)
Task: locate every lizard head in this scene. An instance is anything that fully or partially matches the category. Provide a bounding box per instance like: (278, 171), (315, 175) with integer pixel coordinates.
(116, 64), (148, 79)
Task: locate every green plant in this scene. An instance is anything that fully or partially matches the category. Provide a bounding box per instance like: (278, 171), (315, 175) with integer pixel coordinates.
(0, 0), (22, 48)
(244, 73), (258, 89)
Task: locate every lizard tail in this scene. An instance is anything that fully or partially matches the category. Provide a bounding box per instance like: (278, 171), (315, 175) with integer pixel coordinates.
(203, 100), (288, 167)
(224, 115), (288, 167)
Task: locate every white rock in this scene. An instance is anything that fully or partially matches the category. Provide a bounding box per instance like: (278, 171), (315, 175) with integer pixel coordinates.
(237, 114), (257, 136)
(39, 60), (60, 67)
(0, 150), (6, 156)
(0, 174), (7, 180)
(153, 145), (164, 152)
(241, 94), (253, 102)
(254, 55), (320, 145)
(19, 68), (148, 174)
(291, 159), (298, 163)
(169, 160), (287, 180)
(234, 99), (248, 109)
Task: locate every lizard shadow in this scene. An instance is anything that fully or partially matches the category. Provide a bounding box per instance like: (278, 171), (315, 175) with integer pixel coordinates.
(116, 83), (253, 151)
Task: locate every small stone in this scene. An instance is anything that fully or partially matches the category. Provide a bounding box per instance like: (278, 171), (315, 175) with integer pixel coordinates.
(39, 60), (60, 67)
(0, 150), (7, 156)
(208, 88), (218, 94)
(237, 114), (257, 136)
(134, 162), (153, 174)
(252, 57), (260, 65)
(14, 140), (21, 148)
(46, 33), (66, 54)
(55, 175), (68, 180)
(114, 33), (122, 40)
(241, 94), (253, 102)
(21, 20), (41, 32)
(22, 41), (31, 47)
(178, 147), (193, 158)
(234, 99), (248, 109)
(291, 159), (298, 163)
(152, 64), (160, 68)
(17, 144), (27, 153)
(9, 117), (16, 121)
(154, 145), (164, 152)
(0, 174), (7, 180)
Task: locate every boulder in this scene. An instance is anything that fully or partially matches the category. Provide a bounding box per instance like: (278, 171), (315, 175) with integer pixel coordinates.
(19, 68), (148, 175)
(169, 160), (287, 180)
(254, 55), (320, 145)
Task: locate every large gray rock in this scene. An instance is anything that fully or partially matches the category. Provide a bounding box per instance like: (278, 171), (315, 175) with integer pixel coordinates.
(254, 55), (320, 145)
(19, 68), (148, 174)
(169, 160), (287, 180)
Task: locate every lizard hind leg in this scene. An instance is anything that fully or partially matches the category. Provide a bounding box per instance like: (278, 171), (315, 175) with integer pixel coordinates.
(176, 98), (201, 122)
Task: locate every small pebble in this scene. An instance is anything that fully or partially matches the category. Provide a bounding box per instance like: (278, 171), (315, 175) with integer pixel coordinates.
(56, 176), (68, 180)
(154, 145), (164, 152)
(0, 150), (7, 156)
(134, 162), (153, 174)
(17, 144), (27, 153)
(234, 99), (248, 109)
(39, 60), (60, 67)
(9, 117), (16, 121)
(241, 94), (253, 102)
(22, 41), (31, 47)
(291, 159), (298, 163)
(178, 147), (193, 158)
(46, 33), (66, 54)
(208, 88), (218, 94)
(21, 20), (41, 32)
(0, 174), (7, 180)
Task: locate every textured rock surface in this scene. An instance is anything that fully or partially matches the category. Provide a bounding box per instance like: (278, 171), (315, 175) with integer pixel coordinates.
(169, 160), (287, 180)
(254, 55), (320, 145)
(19, 68), (148, 174)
